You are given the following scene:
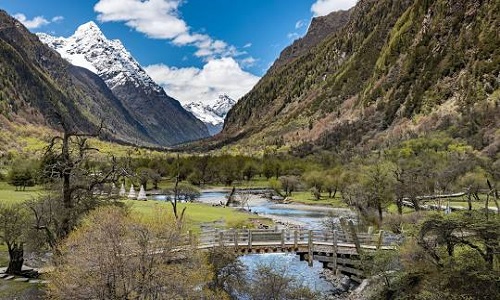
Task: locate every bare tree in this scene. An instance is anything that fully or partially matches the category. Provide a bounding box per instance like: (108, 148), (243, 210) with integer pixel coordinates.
(47, 206), (213, 299)
(279, 175), (300, 197)
(206, 246), (246, 297)
(236, 193), (252, 211)
(34, 123), (118, 247)
(244, 263), (319, 300)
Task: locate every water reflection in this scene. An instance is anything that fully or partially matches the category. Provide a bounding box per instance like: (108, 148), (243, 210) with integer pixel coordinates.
(239, 253), (334, 293)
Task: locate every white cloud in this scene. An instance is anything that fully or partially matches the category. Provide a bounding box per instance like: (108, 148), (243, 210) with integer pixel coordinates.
(14, 13), (64, 29)
(144, 57), (260, 105)
(311, 0), (357, 17)
(295, 19), (306, 29)
(14, 13), (50, 29)
(94, 0), (240, 59)
(94, 0), (187, 38)
(51, 16), (64, 23)
(287, 32), (300, 40)
(243, 43), (252, 48)
(239, 57), (257, 68)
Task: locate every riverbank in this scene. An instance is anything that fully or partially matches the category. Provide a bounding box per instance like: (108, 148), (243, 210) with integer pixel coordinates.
(197, 190), (356, 229)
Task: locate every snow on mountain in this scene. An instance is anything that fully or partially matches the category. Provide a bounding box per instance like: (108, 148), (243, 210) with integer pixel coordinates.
(184, 102), (223, 126)
(211, 94), (237, 117)
(36, 21), (209, 145)
(37, 21), (161, 92)
(183, 94), (237, 135)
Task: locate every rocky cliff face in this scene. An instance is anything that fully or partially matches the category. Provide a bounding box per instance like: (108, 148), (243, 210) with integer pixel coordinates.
(272, 9), (351, 69)
(221, 0), (500, 155)
(37, 21), (209, 146)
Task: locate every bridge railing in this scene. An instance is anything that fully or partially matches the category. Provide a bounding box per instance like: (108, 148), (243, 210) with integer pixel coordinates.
(196, 228), (396, 249)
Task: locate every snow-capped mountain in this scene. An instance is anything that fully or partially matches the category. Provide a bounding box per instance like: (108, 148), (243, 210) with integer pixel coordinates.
(211, 94), (237, 117)
(183, 95), (237, 135)
(37, 21), (160, 92)
(37, 22), (209, 145)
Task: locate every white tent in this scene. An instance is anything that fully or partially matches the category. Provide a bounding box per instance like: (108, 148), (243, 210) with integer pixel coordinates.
(119, 183), (126, 197)
(128, 185), (136, 199)
(137, 185), (147, 201)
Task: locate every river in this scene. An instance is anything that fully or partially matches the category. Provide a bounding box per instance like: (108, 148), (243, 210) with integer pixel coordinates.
(196, 190), (356, 295)
(152, 190), (354, 296)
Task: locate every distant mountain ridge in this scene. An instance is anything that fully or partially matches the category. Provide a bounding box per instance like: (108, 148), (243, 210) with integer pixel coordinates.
(183, 95), (236, 135)
(220, 0), (499, 155)
(37, 21), (209, 146)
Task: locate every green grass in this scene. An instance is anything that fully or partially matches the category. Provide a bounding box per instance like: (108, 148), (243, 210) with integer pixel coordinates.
(0, 180), (268, 228)
(386, 204), (415, 214)
(0, 244), (8, 267)
(0, 182), (45, 204)
(448, 200), (496, 210)
(123, 200), (266, 230)
(287, 191), (348, 208)
(385, 197), (498, 214)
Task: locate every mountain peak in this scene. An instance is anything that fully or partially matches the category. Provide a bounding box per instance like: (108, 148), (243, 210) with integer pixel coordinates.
(183, 95), (237, 135)
(38, 22), (160, 90)
(74, 21), (104, 39)
(36, 21), (209, 144)
(213, 94), (236, 117)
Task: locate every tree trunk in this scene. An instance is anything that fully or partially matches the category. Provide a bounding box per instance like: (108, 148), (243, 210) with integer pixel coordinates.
(396, 198), (403, 215)
(467, 190), (472, 211)
(485, 243), (494, 270)
(411, 197), (420, 211)
(61, 131), (73, 239)
(6, 243), (24, 275)
(378, 203), (383, 222)
(493, 189), (499, 215)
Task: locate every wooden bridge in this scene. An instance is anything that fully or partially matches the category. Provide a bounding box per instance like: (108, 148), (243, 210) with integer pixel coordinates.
(195, 228), (398, 283)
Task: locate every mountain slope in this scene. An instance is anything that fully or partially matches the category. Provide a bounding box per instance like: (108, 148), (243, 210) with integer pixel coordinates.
(183, 95), (236, 135)
(272, 9), (351, 70)
(0, 10), (156, 145)
(222, 0), (500, 154)
(38, 22), (209, 145)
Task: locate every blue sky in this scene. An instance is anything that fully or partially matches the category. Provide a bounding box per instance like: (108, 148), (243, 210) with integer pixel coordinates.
(1, 0), (357, 104)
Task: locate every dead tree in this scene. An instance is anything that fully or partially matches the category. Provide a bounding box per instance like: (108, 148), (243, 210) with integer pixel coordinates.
(37, 121), (117, 244)
(171, 154), (186, 223)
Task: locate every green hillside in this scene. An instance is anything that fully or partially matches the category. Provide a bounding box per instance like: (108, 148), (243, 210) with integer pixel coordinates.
(221, 0), (499, 155)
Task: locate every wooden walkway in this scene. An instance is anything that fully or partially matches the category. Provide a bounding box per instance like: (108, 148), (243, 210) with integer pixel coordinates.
(195, 228), (397, 282)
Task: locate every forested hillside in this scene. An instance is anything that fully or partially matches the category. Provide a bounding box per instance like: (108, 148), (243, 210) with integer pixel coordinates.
(221, 0), (499, 156)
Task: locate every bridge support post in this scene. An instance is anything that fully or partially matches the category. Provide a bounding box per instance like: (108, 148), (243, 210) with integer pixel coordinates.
(332, 230), (338, 271)
(348, 220), (361, 254)
(219, 231), (224, 247)
(233, 229), (238, 248)
(248, 229), (252, 248)
(308, 230), (313, 267)
(377, 230), (384, 250)
(294, 230), (298, 248)
(281, 229), (285, 248)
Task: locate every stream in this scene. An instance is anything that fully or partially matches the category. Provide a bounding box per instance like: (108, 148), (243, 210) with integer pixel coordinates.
(197, 190), (355, 295)
(152, 190), (355, 295)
